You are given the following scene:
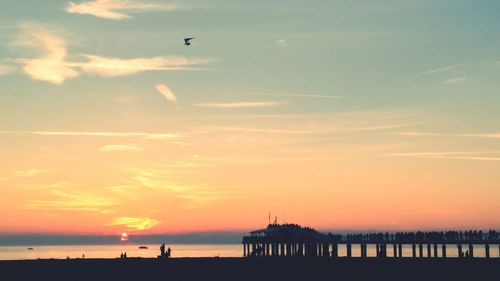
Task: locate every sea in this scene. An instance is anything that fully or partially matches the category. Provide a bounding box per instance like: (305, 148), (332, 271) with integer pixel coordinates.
(0, 244), (498, 260)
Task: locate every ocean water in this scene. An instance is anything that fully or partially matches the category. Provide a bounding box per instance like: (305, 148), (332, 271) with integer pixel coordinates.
(0, 244), (243, 260)
(0, 244), (498, 260)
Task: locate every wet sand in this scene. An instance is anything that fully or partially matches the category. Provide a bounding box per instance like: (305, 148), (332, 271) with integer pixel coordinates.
(0, 257), (499, 281)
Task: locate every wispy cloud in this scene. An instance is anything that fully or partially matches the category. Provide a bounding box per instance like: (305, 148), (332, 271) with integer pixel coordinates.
(13, 169), (50, 177)
(0, 130), (181, 139)
(194, 101), (282, 108)
(0, 64), (15, 75)
(275, 39), (287, 48)
(155, 84), (178, 103)
(66, 0), (177, 20)
(387, 151), (500, 162)
(100, 144), (144, 152)
(243, 92), (345, 99)
(14, 24), (79, 84)
(13, 24), (210, 84)
(416, 62), (475, 77)
(398, 131), (500, 139)
(443, 77), (467, 85)
(25, 190), (117, 212)
(127, 168), (233, 208)
(199, 123), (418, 135)
(109, 217), (159, 230)
(77, 55), (209, 77)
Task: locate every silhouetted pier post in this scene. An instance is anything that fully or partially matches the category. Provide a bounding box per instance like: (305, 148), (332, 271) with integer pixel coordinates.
(412, 244), (416, 257)
(433, 244), (438, 258)
(442, 244), (446, 258)
(427, 244), (431, 258)
(393, 244), (397, 257)
(468, 244), (474, 258)
(376, 244), (380, 257)
(346, 243), (352, 258)
(361, 244), (367, 258)
(485, 244), (490, 258)
(332, 243), (338, 258)
(243, 244), (247, 257)
(419, 244), (423, 257)
(322, 243), (329, 257)
(398, 244), (403, 258)
(457, 244), (463, 258)
(381, 244), (387, 257)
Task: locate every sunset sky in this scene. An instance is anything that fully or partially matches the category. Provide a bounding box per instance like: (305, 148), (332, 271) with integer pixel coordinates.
(1, 0), (500, 235)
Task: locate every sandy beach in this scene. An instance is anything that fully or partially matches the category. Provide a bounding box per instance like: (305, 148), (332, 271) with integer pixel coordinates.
(1, 257), (499, 281)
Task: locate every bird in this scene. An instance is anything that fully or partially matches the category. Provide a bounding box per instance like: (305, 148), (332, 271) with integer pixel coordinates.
(184, 37), (195, 46)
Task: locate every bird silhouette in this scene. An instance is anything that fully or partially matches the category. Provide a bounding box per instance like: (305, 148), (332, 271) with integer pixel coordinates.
(184, 37), (195, 46)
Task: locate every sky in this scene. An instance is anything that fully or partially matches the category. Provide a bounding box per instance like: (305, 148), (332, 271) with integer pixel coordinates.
(1, 0), (500, 236)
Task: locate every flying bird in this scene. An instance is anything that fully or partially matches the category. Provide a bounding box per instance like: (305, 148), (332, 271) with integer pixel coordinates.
(184, 37), (195, 46)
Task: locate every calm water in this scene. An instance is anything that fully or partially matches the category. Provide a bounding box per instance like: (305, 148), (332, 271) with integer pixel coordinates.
(0, 244), (498, 260)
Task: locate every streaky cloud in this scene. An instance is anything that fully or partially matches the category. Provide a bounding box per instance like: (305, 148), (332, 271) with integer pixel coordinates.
(398, 131), (500, 139)
(25, 190), (117, 212)
(99, 144), (144, 152)
(194, 101), (282, 108)
(244, 92), (346, 99)
(443, 77), (467, 85)
(66, 0), (177, 20)
(109, 217), (159, 230)
(76, 55), (210, 77)
(416, 62), (475, 77)
(0, 130), (181, 139)
(155, 84), (178, 103)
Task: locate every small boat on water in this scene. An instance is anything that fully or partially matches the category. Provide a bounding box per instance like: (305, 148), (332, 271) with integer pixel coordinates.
(139, 246), (148, 249)
(27, 248), (34, 250)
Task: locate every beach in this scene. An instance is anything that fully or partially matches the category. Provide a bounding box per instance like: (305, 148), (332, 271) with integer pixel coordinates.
(1, 257), (499, 281)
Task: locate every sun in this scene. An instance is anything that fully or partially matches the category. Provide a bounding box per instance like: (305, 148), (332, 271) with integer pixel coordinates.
(120, 232), (129, 242)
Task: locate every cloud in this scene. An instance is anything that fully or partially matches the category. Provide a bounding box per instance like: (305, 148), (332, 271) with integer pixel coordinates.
(155, 84), (178, 103)
(398, 131), (500, 139)
(275, 39), (287, 48)
(0, 65), (15, 75)
(13, 169), (50, 177)
(14, 24), (210, 84)
(109, 217), (159, 230)
(77, 55), (209, 77)
(387, 151), (500, 162)
(444, 77), (467, 85)
(100, 144), (144, 152)
(14, 24), (79, 84)
(416, 62), (474, 77)
(65, 0), (176, 20)
(243, 92), (345, 99)
(25, 190), (117, 212)
(128, 168), (232, 208)
(0, 130), (182, 139)
(194, 101), (282, 108)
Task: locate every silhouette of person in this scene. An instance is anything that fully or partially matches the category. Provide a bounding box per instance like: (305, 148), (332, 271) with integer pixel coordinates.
(160, 243), (166, 257)
(124, 252), (127, 258)
(167, 247), (171, 258)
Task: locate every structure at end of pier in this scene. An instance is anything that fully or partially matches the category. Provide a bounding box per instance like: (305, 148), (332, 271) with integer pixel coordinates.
(242, 223), (330, 257)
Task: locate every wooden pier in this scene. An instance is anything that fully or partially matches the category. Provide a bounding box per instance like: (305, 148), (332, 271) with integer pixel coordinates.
(242, 224), (500, 258)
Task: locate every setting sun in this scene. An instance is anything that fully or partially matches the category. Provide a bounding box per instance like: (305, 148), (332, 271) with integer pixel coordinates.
(120, 232), (129, 242)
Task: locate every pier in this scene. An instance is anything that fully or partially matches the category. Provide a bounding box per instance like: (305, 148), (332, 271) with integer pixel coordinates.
(242, 224), (500, 258)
